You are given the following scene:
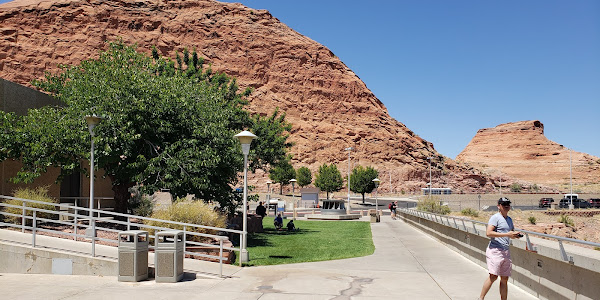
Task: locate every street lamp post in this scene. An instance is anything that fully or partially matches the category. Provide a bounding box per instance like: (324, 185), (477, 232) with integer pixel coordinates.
(85, 115), (102, 218)
(234, 130), (257, 263)
(266, 180), (272, 216)
(289, 178), (297, 219)
(345, 147), (353, 214)
(372, 178), (380, 218)
(569, 149), (574, 209)
(427, 157), (432, 197)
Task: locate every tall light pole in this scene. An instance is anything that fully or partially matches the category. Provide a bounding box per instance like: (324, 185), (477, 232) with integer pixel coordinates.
(427, 157), (432, 197)
(345, 147), (353, 214)
(266, 180), (272, 216)
(372, 178), (380, 217)
(569, 148), (573, 209)
(289, 178), (297, 219)
(234, 130), (257, 263)
(85, 115), (102, 218)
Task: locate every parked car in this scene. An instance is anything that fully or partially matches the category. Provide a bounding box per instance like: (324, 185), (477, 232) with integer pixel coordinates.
(559, 198), (591, 209)
(589, 198), (600, 209)
(538, 198), (554, 208)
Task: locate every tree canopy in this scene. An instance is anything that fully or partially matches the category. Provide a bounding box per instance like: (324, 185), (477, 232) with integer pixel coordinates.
(349, 165), (379, 203)
(296, 166), (312, 187)
(0, 41), (291, 213)
(314, 163), (343, 200)
(268, 157), (296, 195)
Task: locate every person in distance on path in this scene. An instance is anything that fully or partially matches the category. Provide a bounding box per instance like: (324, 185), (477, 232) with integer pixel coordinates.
(478, 197), (522, 300)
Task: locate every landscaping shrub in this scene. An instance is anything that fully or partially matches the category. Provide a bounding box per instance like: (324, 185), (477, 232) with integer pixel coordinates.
(461, 208), (479, 217)
(528, 216), (537, 225)
(127, 185), (154, 217)
(144, 199), (226, 242)
(417, 197), (451, 215)
(3, 186), (58, 224)
(558, 214), (574, 227)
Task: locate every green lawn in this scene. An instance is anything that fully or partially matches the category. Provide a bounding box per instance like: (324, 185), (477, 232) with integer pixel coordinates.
(237, 217), (375, 266)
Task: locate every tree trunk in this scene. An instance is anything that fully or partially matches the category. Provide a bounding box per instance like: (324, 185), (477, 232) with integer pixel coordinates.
(362, 193), (365, 203)
(326, 191), (329, 200)
(111, 181), (135, 214)
(279, 184), (283, 195)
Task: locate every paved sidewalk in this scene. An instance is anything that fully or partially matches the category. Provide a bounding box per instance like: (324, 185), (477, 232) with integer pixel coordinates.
(0, 216), (537, 299)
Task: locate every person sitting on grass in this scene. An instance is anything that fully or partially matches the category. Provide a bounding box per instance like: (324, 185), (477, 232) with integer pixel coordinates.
(274, 213), (283, 230)
(286, 219), (297, 232)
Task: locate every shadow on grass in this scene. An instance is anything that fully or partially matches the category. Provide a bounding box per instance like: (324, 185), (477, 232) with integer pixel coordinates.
(247, 228), (315, 247)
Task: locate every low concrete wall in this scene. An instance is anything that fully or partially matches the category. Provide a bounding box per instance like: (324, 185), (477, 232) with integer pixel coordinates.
(398, 211), (600, 300)
(0, 241), (118, 276)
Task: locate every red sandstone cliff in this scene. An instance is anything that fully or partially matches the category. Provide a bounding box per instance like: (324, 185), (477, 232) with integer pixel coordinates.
(457, 121), (600, 192)
(0, 0), (501, 193)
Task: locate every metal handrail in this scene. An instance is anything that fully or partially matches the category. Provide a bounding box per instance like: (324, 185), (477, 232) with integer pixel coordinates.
(398, 207), (600, 263)
(0, 195), (244, 276)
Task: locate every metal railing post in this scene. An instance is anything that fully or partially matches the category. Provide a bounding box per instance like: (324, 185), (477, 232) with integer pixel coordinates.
(239, 234), (243, 267)
(91, 217), (96, 257)
(219, 239), (223, 278)
(32, 210), (37, 247)
(183, 225), (187, 254)
(74, 201), (78, 241)
(21, 201), (26, 233)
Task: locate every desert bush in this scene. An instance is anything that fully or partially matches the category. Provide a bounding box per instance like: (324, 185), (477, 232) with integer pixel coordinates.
(144, 199), (226, 242)
(417, 197), (451, 215)
(558, 214), (574, 227)
(461, 208), (479, 217)
(127, 185), (154, 217)
(3, 186), (58, 224)
(510, 183), (522, 193)
(528, 216), (537, 225)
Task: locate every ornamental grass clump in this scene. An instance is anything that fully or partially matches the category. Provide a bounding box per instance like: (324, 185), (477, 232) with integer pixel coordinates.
(3, 186), (58, 225)
(461, 207), (479, 217)
(558, 214), (574, 227)
(144, 199), (226, 243)
(417, 196), (451, 215)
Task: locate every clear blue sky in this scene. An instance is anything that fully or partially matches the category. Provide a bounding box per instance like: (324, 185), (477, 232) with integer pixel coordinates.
(219, 0), (599, 158)
(2, 0), (598, 158)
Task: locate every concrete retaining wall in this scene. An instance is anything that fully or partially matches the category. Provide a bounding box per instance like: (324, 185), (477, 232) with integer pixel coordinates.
(399, 211), (600, 300)
(0, 241), (118, 276)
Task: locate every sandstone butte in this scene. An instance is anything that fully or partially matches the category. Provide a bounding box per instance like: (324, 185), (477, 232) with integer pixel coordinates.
(457, 120), (600, 193)
(0, 0), (573, 194)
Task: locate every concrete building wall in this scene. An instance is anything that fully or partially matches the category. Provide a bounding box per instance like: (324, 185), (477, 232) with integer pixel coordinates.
(399, 211), (600, 300)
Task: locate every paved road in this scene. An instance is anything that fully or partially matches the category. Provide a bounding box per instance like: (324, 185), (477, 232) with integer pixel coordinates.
(0, 216), (537, 300)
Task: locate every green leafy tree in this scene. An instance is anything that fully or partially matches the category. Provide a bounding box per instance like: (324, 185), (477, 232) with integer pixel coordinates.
(0, 41), (291, 214)
(296, 166), (312, 187)
(269, 157), (296, 195)
(314, 163), (343, 200)
(349, 166), (378, 203)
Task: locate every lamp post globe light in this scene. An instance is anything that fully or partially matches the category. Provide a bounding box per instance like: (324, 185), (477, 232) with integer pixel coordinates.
(234, 130), (257, 263)
(345, 147), (353, 214)
(85, 115), (102, 218)
(372, 178), (380, 216)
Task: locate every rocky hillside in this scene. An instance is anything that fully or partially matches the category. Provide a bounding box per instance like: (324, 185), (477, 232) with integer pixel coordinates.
(0, 0), (499, 193)
(457, 120), (600, 192)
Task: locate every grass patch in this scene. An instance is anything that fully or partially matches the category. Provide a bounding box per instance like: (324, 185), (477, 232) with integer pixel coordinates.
(238, 217), (374, 266)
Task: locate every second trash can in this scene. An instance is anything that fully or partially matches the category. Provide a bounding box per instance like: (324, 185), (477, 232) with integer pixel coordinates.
(118, 230), (149, 282)
(155, 230), (184, 283)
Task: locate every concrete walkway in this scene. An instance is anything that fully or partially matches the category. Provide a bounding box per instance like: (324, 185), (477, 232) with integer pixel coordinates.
(0, 216), (538, 300)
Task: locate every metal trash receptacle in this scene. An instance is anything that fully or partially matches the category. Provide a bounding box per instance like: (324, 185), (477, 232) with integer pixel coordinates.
(118, 230), (149, 282)
(155, 230), (184, 283)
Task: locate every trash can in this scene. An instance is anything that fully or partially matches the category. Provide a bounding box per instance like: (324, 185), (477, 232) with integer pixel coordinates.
(154, 230), (184, 283)
(369, 209), (380, 223)
(118, 230), (149, 282)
